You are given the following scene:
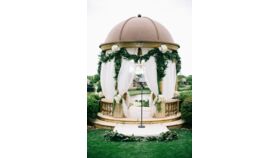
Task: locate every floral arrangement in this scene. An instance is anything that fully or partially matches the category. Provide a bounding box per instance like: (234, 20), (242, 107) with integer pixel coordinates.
(153, 95), (165, 112)
(97, 91), (104, 98)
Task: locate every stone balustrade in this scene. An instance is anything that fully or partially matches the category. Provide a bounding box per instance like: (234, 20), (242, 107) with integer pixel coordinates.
(100, 98), (180, 118)
(155, 99), (180, 118)
(100, 98), (113, 116)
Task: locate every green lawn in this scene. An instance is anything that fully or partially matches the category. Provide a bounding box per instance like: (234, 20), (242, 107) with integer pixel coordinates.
(128, 89), (151, 96)
(87, 129), (192, 158)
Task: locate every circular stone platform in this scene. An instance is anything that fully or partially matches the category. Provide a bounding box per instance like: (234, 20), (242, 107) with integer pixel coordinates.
(94, 112), (184, 129)
(113, 124), (169, 137)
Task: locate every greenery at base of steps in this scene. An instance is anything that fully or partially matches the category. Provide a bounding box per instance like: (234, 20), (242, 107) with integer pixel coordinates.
(104, 130), (178, 142)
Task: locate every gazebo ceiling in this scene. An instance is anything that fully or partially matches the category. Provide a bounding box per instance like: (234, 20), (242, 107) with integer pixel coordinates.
(99, 15), (180, 50)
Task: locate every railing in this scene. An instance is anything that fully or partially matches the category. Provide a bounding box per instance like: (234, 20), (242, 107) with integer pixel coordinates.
(100, 99), (113, 116)
(100, 98), (179, 118)
(165, 99), (180, 117)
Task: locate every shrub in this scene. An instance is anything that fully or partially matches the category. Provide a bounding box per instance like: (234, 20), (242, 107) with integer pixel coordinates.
(87, 93), (100, 125)
(159, 131), (178, 141)
(104, 130), (178, 142)
(179, 90), (192, 101)
(180, 96), (192, 128)
(87, 75), (102, 92)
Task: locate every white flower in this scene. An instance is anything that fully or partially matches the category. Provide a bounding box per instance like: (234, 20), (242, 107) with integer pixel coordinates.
(111, 44), (120, 52)
(107, 50), (113, 55)
(158, 95), (165, 102)
(174, 91), (180, 97)
(98, 92), (104, 97)
(159, 45), (168, 53)
(114, 94), (122, 104)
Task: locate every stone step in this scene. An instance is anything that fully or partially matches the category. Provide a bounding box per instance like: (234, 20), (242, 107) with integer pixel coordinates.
(97, 112), (182, 124)
(94, 118), (185, 129)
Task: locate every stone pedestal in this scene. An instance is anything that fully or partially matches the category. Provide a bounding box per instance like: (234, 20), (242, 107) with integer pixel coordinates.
(112, 102), (124, 118)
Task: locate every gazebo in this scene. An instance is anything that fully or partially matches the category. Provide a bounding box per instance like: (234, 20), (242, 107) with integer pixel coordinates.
(94, 15), (184, 129)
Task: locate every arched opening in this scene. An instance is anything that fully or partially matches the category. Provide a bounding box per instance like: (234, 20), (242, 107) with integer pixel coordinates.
(126, 63), (154, 119)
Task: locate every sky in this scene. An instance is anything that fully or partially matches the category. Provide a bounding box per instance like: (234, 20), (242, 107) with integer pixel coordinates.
(87, 0), (192, 76)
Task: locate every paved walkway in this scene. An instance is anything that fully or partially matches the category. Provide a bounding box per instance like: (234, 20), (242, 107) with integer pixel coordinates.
(113, 124), (169, 137)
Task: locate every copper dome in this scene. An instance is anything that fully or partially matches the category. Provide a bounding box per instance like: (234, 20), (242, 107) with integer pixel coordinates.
(99, 15), (179, 50)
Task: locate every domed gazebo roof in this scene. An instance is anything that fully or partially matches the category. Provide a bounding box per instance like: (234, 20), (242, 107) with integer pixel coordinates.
(100, 15), (179, 50)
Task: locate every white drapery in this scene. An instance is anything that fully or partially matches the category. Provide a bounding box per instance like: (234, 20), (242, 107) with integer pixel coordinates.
(143, 56), (159, 95)
(143, 54), (158, 116)
(117, 59), (136, 95)
(118, 48), (137, 117)
(162, 60), (177, 100)
(100, 50), (115, 100)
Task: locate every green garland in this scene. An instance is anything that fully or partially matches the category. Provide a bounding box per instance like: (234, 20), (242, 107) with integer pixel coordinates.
(97, 51), (104, 75)
(114, 51), (122, 81)
(97, 47), (181, 88)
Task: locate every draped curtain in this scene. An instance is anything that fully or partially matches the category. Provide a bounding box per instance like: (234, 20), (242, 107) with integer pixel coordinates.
(100, 50), (115, 100)
(118, 48), (137, 117)
(162, 60), (177, 100)
(100, 47), (177, 117)
(143, 56), (159, 95)
(143, 51), (158, 116)
(117, 59), (136, 95)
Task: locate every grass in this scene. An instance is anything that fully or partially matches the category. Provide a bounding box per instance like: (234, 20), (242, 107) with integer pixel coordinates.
(128, 89), (151, 96)
(87, 129), (192, 158)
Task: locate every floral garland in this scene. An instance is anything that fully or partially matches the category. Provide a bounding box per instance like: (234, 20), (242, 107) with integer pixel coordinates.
(113, 92), (122, 110)
(97, 45), (181, 83)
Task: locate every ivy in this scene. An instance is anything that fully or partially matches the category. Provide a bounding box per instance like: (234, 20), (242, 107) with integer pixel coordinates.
(114, 51), (122, 81)
(154, 49), (168, 83)
(97, 48), (182, 87)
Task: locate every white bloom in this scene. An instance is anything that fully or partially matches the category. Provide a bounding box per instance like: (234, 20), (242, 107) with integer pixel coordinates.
(159, 45), (168, 53)
(111, 44), (120, 52)
(114, 94), (122, 104)
(106, 50), (113, 55)
(98, 92), (104, 97)
(158, 95), (165, 102)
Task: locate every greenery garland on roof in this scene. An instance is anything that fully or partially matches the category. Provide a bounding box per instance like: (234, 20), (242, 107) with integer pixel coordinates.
(97, 47), (181, 83)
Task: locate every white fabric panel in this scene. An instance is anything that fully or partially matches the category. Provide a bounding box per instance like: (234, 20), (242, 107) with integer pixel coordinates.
(117, 59), (136, 96)
(100, 50), (115, 100)
(149, 94), (156, 115)
(126, 48), (138, 55)
(117, 48), (137, 117)
(143, 56), (159, 95)
(105, 60), (115, 100)
(141, 48), (152, 55)
(162, 61), (177, 99)
(100, 62), (107, 98)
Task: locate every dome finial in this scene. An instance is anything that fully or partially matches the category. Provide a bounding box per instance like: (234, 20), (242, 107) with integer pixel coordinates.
(137, 14), (142, 17)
